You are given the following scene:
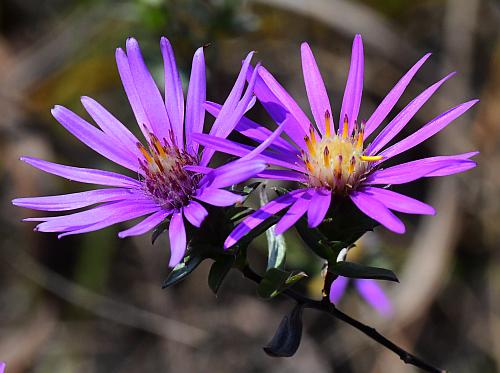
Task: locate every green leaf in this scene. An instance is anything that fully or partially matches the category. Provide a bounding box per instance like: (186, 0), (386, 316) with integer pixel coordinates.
(208, 255), (235, 294)
(295, 218), (337, 262)
(162, 253), (205, 288)
(261, 188), (286, 270)
(151, 219), (169, 244)
(228, 206), (254, 223)
(257, 268), (308, 299)
(263, 303), (305, 357)
(330, 261), (399, 282)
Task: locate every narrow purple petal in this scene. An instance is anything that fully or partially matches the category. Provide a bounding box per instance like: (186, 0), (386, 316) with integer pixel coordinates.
(350, 191), (405, 233)
(161, 37), (184, 148)
(379, 100), (479, 161)
(225, 189), (307, 248)
(12, 188), (140, 211)
(125, 38), (171, 141)
(118, 210), (171, 238)
(32, 199), (159, 233)
(183, 201), (208, 228)
(21, 157), (141, 188)
(169, 212), (186, 267)
(200, 160), (266, 189)
(58, 204), (161, 238)
(185, 46), (206, 154)
(195, 188), (243, 207)
(275, 190), (312, 235)
(51, 105), (139, 171)
(329, 276), (349, 304)
(205, 101), (298, 155)
(365, 158), (475, 185)
(116, 47), (153, 140)
(307, 188), (331, 228)
(255, 169), (307, 182)
(201, 52), (255, 165)
(366, 72), (455, 155)
(340, 34), (364, 135)
(364, 53), (431, 138)
(238, 120), (288, 162)
(255, 65), (310, 147)
(81, 96), (141, 158)
(423, 152), (478, 177)
(301, 42), (332, 134)
(355, 279), (393, 317)
(359, 187), (435, 215)
(184, 165), (212, 174)
(193, 133), (304, 172)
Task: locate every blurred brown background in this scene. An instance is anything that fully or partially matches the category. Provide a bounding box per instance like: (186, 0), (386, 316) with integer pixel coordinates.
(1, 0), (499, 372)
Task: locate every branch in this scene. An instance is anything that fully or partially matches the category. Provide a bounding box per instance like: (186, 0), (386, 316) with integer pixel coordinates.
(241, 265), (445, 373)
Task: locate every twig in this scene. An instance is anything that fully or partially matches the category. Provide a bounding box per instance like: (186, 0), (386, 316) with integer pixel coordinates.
(241, 265), (445, 373)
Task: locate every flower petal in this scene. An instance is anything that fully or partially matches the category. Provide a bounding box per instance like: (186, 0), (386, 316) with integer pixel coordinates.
(195, 188), (243, 207)
(359, 187), (435, 215)
(161, 37), (184, 148)
(255, 169), (307, 182)
(125, 38), (171, 141)
(185, 46), (206, 154)
(193, 133), (304, 172)
(81, 96), (141, 157)
(307, 188), (331, 228)
(350, 191), (405, 233)
(169, 212), (186, 267)
(183, 201), (208, 228)
(118, 209), (171, 238)
(364, 53), (431, 138)
(21, 157), (141, 188)
(379, 99), (479, 161)
(329, 276), (349, 304)
(275, 190), (312, 235)
(301, 42), (332, 134)
(225, 189), (306, 248)
(51, 105), (139, 171)
(205, 101), (298, 155)
(354, 279), (393, 317)
(116, 47), (153, 140)
(365, 158), (475, 185)
(366, 72), (455, 155)
(12, 188), (141, 211)
(200, 160), (266, 189)
(201, 52), (255, 165)
(255, 65), (310, 148)
(31, 199), (158, 233)
(340, 34), (364, 135)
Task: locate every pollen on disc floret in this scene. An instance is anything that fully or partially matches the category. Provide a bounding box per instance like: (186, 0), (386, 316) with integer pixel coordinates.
(138, 131), (201, 210)
(302, 111), (381, 194)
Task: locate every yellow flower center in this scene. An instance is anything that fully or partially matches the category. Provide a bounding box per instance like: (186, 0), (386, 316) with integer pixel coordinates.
(302, 111), (382, 193)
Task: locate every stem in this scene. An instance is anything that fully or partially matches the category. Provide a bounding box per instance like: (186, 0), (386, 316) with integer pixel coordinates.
(240, 265), (445, 373)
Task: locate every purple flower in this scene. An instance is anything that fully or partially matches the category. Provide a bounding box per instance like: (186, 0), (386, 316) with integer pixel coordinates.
(194, 34), (478, 247)
(12, 37), (265, 267)
(330, 276), (393, 317)
(0, 361), (5, 373)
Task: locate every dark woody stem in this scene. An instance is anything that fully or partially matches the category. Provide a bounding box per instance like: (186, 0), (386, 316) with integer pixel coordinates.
(240, 265), (445, 373)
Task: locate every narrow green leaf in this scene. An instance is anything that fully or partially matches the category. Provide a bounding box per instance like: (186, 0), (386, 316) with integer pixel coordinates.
(208, 255), (235, 294)
(257, 268), (308, 299)
(330, 261), (399, 282)
(260, 187), (286, 270)
(162, 254), (205, 288)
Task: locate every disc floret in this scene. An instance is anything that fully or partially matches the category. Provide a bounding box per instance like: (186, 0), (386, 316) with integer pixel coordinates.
(138, 132), (200, 210)
(302, 111), (381, 193)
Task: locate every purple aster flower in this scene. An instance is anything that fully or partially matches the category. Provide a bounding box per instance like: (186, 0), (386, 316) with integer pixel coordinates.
(0, 362), (4, 373)
(194, 34), (478, 247)
(330, 276), (393, 317)
(12, 37), (266, 267)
